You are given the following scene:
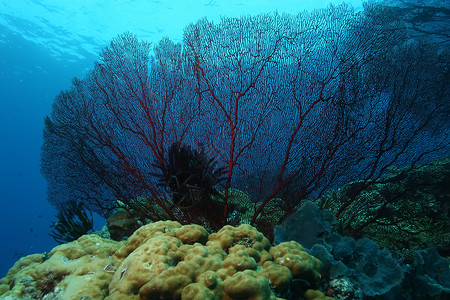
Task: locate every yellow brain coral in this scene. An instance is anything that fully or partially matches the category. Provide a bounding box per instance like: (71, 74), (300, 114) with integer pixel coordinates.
(0, 221), (325, 300)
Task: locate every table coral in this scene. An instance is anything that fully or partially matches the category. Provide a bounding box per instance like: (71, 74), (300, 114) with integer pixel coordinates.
(0, 221), (325, 300)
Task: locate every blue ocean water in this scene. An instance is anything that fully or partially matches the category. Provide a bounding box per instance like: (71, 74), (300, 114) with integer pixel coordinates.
(0, 0), (363, 279)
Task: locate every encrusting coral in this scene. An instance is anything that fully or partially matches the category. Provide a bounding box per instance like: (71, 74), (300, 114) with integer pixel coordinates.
(0, 234), (123, 299)
(0, 221), (328, 300)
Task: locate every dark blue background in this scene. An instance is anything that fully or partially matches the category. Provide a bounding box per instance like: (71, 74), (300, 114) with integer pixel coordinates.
(0, 27), (97, 276)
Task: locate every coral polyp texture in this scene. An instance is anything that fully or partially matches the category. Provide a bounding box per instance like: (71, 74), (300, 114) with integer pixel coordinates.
(0, 234), (122, 299)
(0, 221), (328, 300)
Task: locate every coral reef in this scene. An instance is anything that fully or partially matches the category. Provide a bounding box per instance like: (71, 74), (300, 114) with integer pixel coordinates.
(276, 201), (403, 297)
(410, 248), (450, 298)
(274, 200), (450, 299)
(274, 201), (335, 249)
(127, 188), (288, 241)
(0, 221), (326, 300)
(386, 247), (450, 299)
(316, 156), (450, 256)
(309, 236), (403, 297)
(106, 208), (142, 241)
(0, 234), (122, 299)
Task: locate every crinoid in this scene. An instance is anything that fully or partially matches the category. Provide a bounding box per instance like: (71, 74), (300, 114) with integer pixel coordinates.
(154, 143), (227, 210)
(49, 200), (94, 243)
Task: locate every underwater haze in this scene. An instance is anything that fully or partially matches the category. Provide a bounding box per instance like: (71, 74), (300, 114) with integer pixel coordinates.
(0, 0), (364, 278)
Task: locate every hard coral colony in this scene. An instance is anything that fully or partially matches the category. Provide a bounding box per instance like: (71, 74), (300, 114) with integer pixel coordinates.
(0, 221), (328, 300)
